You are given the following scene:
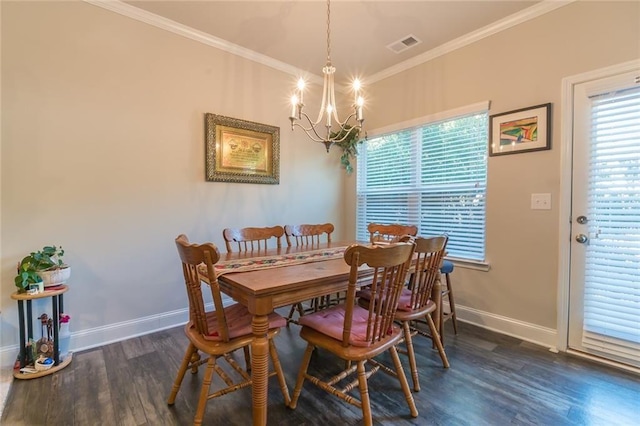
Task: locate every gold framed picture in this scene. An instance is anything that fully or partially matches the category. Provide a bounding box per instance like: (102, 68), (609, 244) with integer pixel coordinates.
(205, 113), (280, 184)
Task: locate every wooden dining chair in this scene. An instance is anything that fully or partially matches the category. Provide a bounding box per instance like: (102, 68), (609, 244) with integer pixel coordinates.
(368, 222), (418, 244)
(168, 235), (290, 425)
(289, 242), (419, 425)
(222, 225), (284, 252)
(284, 223), (336, 325)
(222, 226), (285, 365)
(284, 223), (334, 247)
(359, 236), (449, 392)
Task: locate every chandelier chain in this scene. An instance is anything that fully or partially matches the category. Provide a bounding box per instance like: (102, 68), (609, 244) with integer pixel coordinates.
(289, 0), (364, 152)
(326, 0), (331, 64)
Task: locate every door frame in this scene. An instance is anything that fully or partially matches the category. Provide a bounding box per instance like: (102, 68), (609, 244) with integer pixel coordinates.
(557, 59), (640, 352)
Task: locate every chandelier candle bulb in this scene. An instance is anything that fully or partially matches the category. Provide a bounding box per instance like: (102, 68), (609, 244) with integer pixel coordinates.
(353, 79), (361, 103)
(297, 78), (305, 103)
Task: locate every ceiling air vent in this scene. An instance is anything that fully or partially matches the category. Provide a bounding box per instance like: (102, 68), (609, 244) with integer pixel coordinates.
(387, 34), (422, 54)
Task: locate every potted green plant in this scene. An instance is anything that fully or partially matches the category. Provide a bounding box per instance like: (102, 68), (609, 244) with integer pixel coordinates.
(332, 126), (365, 175)
(15, 245), (70, 293)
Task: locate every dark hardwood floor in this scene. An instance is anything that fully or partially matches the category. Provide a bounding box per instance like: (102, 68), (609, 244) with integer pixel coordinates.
(3, 313), (639, 425)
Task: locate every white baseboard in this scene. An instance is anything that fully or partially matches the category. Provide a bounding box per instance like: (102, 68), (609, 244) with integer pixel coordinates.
(566, 349), (640, 375)
(1, 301), (556, 369)
(0, 306), (191, 369)
(451, 303), (558, 350)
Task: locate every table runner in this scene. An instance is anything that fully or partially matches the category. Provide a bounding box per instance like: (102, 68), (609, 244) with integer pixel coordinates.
(199, 246), (348, 278)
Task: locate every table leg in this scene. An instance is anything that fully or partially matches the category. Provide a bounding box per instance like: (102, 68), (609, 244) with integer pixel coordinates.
(251, 314), (270, 426)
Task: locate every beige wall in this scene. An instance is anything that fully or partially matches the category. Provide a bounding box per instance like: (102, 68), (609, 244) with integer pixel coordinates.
(0, 1), (346, 355)
(346, 1), (640, 330)
(1, 1), (639, 362)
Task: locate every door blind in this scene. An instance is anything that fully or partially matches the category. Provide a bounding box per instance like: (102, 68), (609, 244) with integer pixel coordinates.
(582, 86), (640, 363)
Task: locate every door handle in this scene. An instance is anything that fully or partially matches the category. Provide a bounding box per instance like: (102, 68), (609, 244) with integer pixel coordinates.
(576, 234), (588, 244)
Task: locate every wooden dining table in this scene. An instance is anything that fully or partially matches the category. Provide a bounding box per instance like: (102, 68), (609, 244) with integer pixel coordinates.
(212, 240), (442, 426)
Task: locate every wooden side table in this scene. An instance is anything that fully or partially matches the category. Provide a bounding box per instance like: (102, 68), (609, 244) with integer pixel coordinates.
(11, 285), (73, 379)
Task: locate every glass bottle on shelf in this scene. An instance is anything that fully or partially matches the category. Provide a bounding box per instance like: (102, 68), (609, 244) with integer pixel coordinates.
(58, 313), (71, 360)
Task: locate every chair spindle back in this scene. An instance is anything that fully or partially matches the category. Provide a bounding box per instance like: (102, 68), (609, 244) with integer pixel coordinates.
(406, 236), (447, 311)
(342, 242), (415, 347)
(368, 223), (418, 244)
(175, 234), (230, 342)
(223, 226), (284, 253)
(284, 223), (334, 247)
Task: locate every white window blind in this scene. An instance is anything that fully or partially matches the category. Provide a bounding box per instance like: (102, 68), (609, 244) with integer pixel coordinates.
(582, 86), (640, 362)
(356, 108), (488, 261)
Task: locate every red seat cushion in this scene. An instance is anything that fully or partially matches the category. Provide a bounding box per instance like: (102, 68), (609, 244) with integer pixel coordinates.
(298, 304), (377, 347)
(397, 288), (436, 312)
(200, 303), (286, 341)
(359, 288), (435, 312)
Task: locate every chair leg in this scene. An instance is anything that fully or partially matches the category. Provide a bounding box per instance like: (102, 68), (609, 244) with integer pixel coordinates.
(312, 297), (326, 312)
(289, 344), (315, 409)
(286, 303), (304, 327)
(168, 343), (197, 405)
(286, 304), (296, 327)
(402, 321), (420, 391)
(389, 345), (419, 418)
(268, 339), (291, 406)
(243, 346), (251, 372)
(439, 299), (445, 346)
(194, 356), (216, 425)
(432, 277), (443, 347)
(425, 314), (450, 368)
(445, 273), (458, 334)
(356, 360), (373, 426)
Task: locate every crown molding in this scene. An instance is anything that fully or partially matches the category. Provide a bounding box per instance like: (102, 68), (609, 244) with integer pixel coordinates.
(366, 0), (576, 85)
(83, 0), (324, 86)
(85, 0), (573, 87)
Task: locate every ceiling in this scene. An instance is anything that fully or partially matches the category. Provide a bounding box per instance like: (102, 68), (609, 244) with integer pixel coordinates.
(122, 0), (545, 84)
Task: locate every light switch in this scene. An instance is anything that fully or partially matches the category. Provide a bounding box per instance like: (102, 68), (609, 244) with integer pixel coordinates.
(531, 193), (552, 210)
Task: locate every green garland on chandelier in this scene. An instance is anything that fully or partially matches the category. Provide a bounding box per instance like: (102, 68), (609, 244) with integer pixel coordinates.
(332, 126), (365, 175)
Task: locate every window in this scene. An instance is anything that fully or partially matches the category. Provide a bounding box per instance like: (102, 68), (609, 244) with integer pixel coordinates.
(356, 102), (488, 262)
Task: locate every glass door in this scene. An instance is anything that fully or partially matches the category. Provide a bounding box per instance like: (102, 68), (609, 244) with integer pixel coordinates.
(568, 69), (640, 368)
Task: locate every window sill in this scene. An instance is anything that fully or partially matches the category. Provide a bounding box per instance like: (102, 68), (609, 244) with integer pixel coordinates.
(445, 257), (490, 272)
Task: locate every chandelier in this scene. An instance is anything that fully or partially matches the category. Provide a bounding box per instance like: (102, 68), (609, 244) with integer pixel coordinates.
(289, 0), (365, 152)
